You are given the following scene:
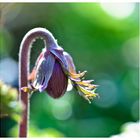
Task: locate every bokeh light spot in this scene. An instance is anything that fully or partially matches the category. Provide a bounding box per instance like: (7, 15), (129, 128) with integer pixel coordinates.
(122, 37), (139, 68)
(51, 100), (72, 121)
(100, 3), (135, 19)
(0, 57), (18, 84)
(94, 79), (119, 108)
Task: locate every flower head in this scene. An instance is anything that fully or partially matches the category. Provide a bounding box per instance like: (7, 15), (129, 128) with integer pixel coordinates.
(22, 35), (98, 103)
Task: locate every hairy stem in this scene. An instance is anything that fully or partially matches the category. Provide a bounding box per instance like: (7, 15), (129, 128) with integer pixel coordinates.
(19, 27), (57, 137)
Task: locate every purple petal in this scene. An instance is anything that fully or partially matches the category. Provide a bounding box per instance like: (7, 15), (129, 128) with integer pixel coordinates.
(33, 53), (55, 92)
(49, 48), (68, 71)
(63, 51), (76, 73)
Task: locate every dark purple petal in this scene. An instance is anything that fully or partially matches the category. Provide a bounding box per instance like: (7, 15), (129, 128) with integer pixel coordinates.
(46, 60), (68, 98)
(33, 53), (55, 92)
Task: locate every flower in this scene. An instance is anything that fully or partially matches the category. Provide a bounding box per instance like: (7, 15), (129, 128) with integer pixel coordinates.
(22, 43), (98, 103)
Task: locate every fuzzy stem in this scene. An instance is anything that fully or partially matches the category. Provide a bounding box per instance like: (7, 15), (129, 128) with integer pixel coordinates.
(19, 27), (57, 137)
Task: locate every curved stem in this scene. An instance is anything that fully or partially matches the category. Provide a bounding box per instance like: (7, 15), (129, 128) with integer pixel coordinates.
(19, 27), (57, 137)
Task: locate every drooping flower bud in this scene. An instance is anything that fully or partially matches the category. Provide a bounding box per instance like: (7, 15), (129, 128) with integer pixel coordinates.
(27, 32), (98, 103)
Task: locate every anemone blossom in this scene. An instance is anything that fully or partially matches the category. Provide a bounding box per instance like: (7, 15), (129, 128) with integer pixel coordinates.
(21, 30), (98, 103)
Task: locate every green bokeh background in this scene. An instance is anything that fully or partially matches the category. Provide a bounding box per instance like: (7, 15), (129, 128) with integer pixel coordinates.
(0, 3), (139, 137)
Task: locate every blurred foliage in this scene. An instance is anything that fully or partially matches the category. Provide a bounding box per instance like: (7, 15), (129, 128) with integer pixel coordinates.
(0, 3), (139, 137)
(10, 124), (64, 137)
(0, 80), (24, 121)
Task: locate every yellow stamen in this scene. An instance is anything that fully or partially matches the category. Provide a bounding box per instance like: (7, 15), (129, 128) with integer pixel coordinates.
(77, 85), (97, 97)
(76, 81), (90, 86)
(21, 87), (32, 94)
(87, 84), (98, 89)
(76, 81), (97, 89)
(69, 71), (87, 79)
